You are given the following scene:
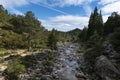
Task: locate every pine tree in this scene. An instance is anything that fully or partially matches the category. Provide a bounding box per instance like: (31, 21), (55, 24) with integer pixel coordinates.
(87, 7), (103, 39)
(48, 29), (57, 50)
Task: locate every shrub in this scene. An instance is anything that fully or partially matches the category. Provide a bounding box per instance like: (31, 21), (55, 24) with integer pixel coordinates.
(6, 59), (26, 80)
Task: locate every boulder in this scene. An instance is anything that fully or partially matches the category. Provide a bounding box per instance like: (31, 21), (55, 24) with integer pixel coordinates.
(95, 55), (120, 79)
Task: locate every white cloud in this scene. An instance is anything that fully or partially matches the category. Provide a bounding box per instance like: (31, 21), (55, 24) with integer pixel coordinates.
(0, 0), (28, 9)
(48, 0), (94, 16)
(41, 15), (89, 31)
(10, 8), (24, 15)
(51, 0), (84, 7)
(0, 0), (48, 15)
(41, 14), (111, 31)
(50, 0), (94, 7)
(103, 15), (109, 22)
(98, 0), (118, 5)
(0, 0), (94, 16)
(101, 1), (120, 14)
(83, 5), (91, 16)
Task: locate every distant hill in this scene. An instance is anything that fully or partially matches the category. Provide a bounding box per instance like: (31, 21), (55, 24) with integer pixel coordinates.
(67, 28), (81, 36)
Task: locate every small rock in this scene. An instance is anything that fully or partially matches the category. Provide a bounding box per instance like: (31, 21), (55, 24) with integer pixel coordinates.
(41, 75), (52, 80)
(75, 72), (86, 79)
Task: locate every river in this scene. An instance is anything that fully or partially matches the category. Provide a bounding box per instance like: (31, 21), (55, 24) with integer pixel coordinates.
(52, 42), (86, 80)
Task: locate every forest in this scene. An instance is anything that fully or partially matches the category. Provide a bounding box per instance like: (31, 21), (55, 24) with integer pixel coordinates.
(0, 4), (120, 80)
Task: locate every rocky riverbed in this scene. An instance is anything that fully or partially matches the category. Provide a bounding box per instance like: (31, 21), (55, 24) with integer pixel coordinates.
(18, 42), (87, 80)
(51, 42), (87, 80)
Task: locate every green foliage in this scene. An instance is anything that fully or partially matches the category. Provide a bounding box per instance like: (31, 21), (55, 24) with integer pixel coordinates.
(84, 31), (104, 66)
(87, 7), (103, 39)
(0, 5), (49, 50)
(104, 12), (120, 35)
(67, 28), (81, 42)
(0, 30), (27, 49)
(48, 29), (57, 50)
(89, 31), (103, 42)
(7, 59), (26, 80)
(0, 5), (10, 23)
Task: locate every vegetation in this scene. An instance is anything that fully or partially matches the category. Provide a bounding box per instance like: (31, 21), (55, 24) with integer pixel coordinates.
(67, 28), (81, 42)
(104, 12), (120, 35)
(48, 29), (57, 50)
(87, 7), (103, 39)
(1, 3), (120, 79)
(78, 7), (104, 64)
(0, 5), (49, 51)
(6, 59), (26, 80)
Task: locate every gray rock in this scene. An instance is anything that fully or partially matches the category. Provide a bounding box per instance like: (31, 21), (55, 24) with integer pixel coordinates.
(41, 75), (52, 80)
(95, 55), (120, 79)
(75, 72), (86, 79)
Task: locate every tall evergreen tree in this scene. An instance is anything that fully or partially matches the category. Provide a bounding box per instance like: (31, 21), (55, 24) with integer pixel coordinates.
(87, 7), (103, 39)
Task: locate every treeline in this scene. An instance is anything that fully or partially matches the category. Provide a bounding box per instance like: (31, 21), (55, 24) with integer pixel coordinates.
(79, 7), (120, 42)
(0, 5), (70, 51)
(79, 7), (120, 52)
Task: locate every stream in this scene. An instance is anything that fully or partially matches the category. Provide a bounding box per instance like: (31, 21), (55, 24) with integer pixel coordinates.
(52, 42), (86, 80)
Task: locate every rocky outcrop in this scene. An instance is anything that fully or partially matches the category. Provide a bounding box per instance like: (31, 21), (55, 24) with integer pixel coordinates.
(95, 55), (120, 80)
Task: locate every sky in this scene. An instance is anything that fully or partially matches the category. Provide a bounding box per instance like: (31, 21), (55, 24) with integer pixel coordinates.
(0, 0), (120, 31)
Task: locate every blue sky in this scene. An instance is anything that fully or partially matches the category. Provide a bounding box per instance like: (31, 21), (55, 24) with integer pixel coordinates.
(0, 0), (120, 31)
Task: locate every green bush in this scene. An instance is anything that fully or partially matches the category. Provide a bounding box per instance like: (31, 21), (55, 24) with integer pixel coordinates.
(6, 59), (26, 80)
